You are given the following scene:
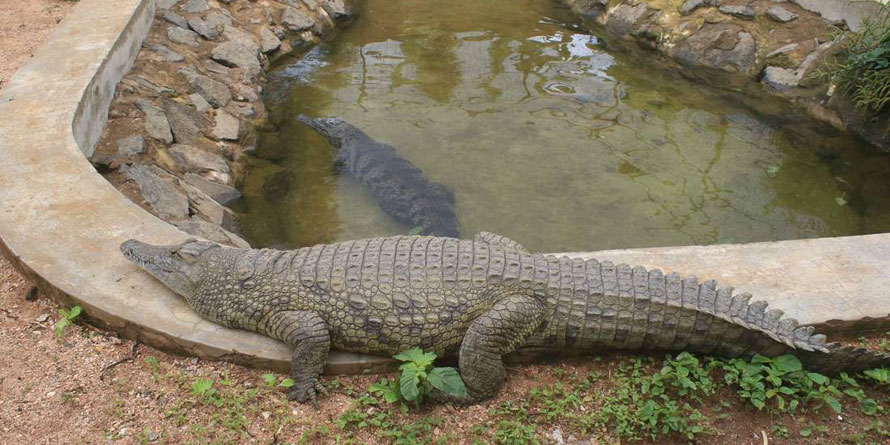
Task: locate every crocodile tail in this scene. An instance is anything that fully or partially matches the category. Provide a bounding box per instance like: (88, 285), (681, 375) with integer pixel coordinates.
(632, 265), (890, 374)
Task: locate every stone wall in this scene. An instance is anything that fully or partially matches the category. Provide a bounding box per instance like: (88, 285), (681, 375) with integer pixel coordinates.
(89, 0), (354, 248)
(562, 0), (890, 150)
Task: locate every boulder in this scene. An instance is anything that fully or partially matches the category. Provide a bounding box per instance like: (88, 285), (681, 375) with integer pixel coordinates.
(135, 100), (173, 144)
(260, 27), (281, 53)
(321, 0), (352, 20)
(184, 172), (242, 205)
(718, 5), (756, 20)
(164, 144), (230, 181)
(122, 165), (189, 220)
(167, 26), (200, 46)
(179, 67), (231, 108)
(116, 135), (145, 157)
(173, 219), (250, 248)
(766, 6), (798, 22)
(671, 24), (756, 74)
(281, 6), (316, 32)
(180, 0), (209, 14)
(211, 41), (261, 80)
(163, 99), (206, 144)
(212, 109), (240, 141)
(147, 44), (184, 62)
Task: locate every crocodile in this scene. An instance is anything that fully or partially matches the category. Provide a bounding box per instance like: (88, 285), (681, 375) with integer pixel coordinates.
(298, 115), (460, 238)
(121, 234), (890, 405)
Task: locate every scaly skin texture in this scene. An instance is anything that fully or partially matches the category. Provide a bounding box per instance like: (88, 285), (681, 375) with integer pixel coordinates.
(298, 115), (460, 238)
(120, 233), (890, 405)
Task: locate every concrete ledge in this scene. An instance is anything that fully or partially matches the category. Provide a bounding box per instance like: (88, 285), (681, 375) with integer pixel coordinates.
(0, 0), (888, 378)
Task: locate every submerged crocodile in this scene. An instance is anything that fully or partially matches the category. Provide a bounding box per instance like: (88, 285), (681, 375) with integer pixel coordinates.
(298, 115), (459, 238)
(121, 234), (890, 405)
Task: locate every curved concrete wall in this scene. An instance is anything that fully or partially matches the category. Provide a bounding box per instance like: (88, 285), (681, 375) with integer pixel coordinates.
(0, 0), (887, 377)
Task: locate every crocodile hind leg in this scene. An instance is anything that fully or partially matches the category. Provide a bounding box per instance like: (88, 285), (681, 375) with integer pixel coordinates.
(264, 311), (331, 406)
(437, 294), (546, 404)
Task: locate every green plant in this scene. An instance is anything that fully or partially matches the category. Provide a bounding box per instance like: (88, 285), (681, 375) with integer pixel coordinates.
(54, 305), (82, 337)
(492, 420), (538, 445)
(819, 7), (890, 118)
(261, 372), (295, 389)
(390, 348), (466, 407)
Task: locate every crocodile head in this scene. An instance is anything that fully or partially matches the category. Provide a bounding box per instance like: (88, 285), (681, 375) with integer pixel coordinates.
(120, 239), (220, 298)
(297, 114), (350, 145)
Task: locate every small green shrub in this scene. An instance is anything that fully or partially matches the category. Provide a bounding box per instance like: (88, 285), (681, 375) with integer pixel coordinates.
(54, 305), (82, 337)
(381, 348), (467, 407)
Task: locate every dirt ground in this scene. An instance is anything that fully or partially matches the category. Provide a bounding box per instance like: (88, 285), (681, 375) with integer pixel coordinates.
(0, 0), (74, 89)
(1, 1), (889, 444)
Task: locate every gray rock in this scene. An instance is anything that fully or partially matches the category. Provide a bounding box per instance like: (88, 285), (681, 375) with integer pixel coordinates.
(116, 135), (145, 157)
(679, 0), (711, 15)
(184, 172), (241, 206)
(167, 26), (200, 46)
(189, 93), (212, 112)
(233, 84), (259, 102)
(188, 17), (223, 40)
(765, 42), (799, 59)
(166, 144), (230, 179)
(260, 27), (281, 53)
(180, 0), (209, 14)
(766, 5), (798, 22)
(173, 219), (250, 248)
(212, 109), (240, 141)
(321, 0), (352, 20)
(672, 24), (757, 74)
(179, 67), (231, 107)
(718, 5), (756, 20)
(135, 100), (173, 144)
(281, 6), (316, 32)
(303, 0), (319, 11)
(157, 0), (180, 9)
(206, 10), (233, 28)
(222, 26), (260, 54)
(122, 165), (189, 220)
(211, 41), (261, 79)
(179, 181), (239, 231)
(163, 11), (189, 29)
(147, 44), (184, 62)
(232, 103), (256, 118)
(605, 3), (649, 36)
(163, 100), (205, 144)
(123, 76), (176, 96)
(761, 66), (801, 91)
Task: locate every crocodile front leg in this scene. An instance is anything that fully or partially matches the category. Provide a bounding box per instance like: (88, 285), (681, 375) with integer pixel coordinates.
(264, 311), (330, 406)
(438, 294), (546, 404)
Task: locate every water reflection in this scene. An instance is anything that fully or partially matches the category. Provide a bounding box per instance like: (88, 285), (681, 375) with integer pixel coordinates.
(243, 0), (890, 252)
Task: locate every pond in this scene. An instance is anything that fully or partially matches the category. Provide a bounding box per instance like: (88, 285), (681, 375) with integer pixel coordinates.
(240, 0), (890, 253)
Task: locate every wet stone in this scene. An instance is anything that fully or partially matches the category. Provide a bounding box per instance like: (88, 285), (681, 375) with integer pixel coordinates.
(766, 5), (798, 22)
(718, 5), (756, 20)
(167, 26), (200, 46)
(116, 135), (145, 157)
(321, 0), (352, 20)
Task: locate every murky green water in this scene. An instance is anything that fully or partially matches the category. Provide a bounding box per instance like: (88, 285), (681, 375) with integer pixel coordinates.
(241, 0), (890, 252)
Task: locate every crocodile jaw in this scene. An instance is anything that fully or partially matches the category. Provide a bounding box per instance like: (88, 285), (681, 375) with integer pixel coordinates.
(120, 239), (202, 298)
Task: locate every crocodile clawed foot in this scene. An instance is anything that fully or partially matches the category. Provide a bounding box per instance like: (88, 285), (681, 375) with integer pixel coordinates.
(288, 379), (325, 409)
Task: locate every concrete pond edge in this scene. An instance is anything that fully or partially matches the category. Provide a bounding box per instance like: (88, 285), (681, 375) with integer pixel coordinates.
(0, 0), (888, 376)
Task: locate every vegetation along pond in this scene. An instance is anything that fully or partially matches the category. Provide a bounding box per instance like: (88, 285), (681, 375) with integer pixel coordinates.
(241, 0), (890, 253)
